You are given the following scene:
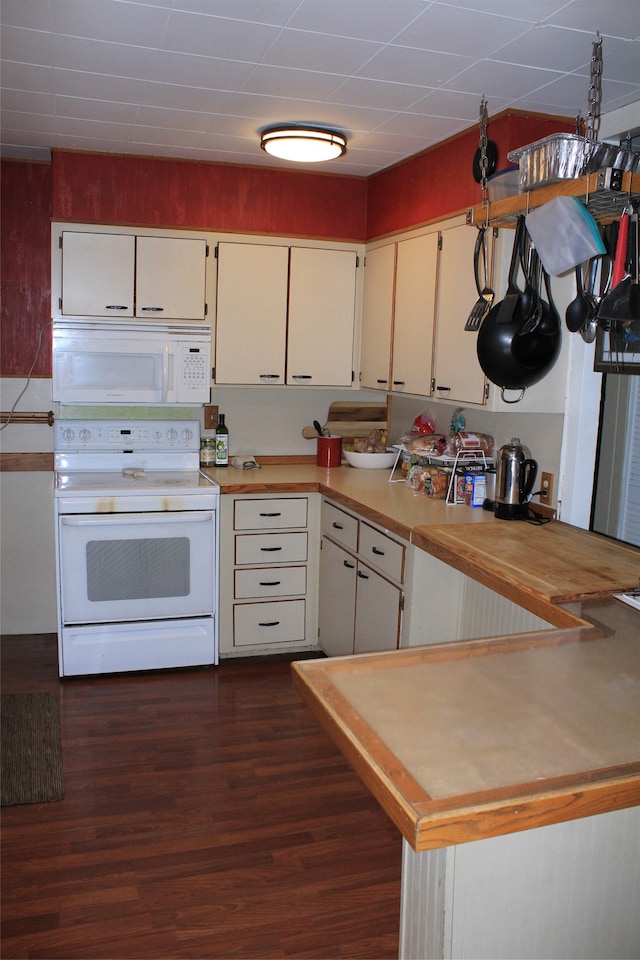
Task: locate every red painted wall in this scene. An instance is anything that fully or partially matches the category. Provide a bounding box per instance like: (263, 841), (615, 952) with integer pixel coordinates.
(51, 151), (369, 242)
(1, 161), (52, 377)
(366, 112), (572, 239)
(1, 111), (573, 376)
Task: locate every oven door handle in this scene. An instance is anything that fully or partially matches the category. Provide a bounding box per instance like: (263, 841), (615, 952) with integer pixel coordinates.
(60, 511), (215, 526)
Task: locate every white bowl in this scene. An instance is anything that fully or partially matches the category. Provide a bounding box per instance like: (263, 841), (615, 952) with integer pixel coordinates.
(343, 449), (396, 470)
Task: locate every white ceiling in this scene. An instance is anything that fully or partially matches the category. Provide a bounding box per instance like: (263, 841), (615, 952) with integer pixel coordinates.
(1, 0), (639, 177)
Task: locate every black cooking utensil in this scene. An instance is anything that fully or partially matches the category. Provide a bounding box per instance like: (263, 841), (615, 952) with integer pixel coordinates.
(565, 263), (591, 332)
(495, 216), (525, 325)
(465, 226), (494, 331)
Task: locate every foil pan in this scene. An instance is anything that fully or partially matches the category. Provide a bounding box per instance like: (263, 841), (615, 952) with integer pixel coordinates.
(507, 133), (638, 191)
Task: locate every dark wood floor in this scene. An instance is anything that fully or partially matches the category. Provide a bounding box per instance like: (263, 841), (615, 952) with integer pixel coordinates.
(1, 636), (401, 960)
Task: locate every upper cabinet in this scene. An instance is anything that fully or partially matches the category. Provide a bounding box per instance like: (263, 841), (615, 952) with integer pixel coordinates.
(215, 242), (289, 385)
(287, 247), (357, 387)
(58, 231), (208, 321)
(360, 234), (439, 395)
(362, 227), (488, 402)
(214, 241), (358, 387)
(431, 223), (488, 406)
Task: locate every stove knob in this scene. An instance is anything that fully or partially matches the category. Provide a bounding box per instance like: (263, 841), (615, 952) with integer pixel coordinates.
(79, 428), (91, 442)
(153, 430), (163, 442)
(167, 428), (178, 442)
(182, 428), (193, 441)
(62, 428), (75, 441)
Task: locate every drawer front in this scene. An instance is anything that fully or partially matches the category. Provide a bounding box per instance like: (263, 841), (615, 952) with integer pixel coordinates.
(235, 532), (308, 565)
(233, 599), (306, 647)
(234, 565), (307, 599)
(234, 497), (308, 530)
(322, 500), (358, 551)
(359, 522), (405, 582)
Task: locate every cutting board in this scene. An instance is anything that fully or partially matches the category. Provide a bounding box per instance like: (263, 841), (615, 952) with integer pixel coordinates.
(302, 401), (388, 439)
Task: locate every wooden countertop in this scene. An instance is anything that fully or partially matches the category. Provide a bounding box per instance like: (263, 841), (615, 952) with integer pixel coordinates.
(205, 462), (499, 541)
(292, 607), (640, 851)
(412, 521), (640, 627)
(211, 463), (640, 849)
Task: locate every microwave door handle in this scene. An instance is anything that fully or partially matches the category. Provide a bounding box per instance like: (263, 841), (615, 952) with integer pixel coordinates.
(161, 343), (170, 402)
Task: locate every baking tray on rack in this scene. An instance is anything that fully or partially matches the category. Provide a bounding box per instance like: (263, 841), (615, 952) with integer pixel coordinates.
(507, 133), (639, 192)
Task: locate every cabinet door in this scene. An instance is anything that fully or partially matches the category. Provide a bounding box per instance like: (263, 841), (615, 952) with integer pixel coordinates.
(318, 537), (356, 657)
(215, 242), (288, 384)
(354, 563), (402, 654)
(392, 233), (439, 396)
(287, 247), (356, 386)
(135, 236), (207, 320)
(360, 243), (395, 391)
(432, 224), (487, 405)
(61, 232), (135, 317)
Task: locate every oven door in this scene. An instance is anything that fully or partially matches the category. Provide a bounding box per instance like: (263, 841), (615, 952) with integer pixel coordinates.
(58, 511), (215, 624)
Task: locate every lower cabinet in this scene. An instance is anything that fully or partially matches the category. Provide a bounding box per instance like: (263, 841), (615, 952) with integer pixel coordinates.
(319, 500), (405, 657)
(219, 493), (320, 657)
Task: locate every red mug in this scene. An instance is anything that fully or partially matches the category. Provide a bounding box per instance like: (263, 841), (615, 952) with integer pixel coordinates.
(316, 435), (342, 468)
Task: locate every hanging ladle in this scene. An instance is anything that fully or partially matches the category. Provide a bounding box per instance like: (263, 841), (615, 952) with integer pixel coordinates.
(565, 262), (591, 332)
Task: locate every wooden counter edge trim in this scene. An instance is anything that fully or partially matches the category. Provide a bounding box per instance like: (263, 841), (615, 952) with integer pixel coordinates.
(1, 452), (54, 472)
(413, 771), (640, 851)
(291, 663), (431, 848)
(410, 528), (586, 628)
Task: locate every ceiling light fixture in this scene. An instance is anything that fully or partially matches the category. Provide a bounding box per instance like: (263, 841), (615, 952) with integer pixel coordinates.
(260, 125), (347, 163)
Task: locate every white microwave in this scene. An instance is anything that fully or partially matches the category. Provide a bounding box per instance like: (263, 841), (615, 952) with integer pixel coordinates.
(52, 320), (211, 405)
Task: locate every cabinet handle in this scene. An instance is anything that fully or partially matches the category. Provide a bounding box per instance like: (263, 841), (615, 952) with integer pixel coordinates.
(259, 580), (281, 587)
(291, 374), (312, 379)
(105, 305), (129, 310)
(376, 379), (387, 385)
(259, 374), (281, 379)
(258, 621), (280, 627)
(259, 512), (282, 517)
(357, 570), (369, 580)
(392, 380), (405, 386)
(260, 546), (282, 552)
(435, 384), (451, 392)
(332, 522), (344, 530)
(344, 560), (355, 569)
(140, 306), (164, 312)
(372, 546), (385, 556)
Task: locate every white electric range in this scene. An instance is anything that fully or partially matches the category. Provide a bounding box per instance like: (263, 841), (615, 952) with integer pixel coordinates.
(54, 419), (219, 677)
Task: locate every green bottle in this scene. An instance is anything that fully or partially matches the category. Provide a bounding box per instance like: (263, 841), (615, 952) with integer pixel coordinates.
(215, 413), (229, 467)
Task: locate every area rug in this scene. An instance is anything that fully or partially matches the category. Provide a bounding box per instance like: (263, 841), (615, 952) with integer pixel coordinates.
(1, 692), (64, 805)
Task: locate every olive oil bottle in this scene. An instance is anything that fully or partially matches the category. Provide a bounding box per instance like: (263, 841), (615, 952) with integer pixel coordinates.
(215, 414), (229, 466)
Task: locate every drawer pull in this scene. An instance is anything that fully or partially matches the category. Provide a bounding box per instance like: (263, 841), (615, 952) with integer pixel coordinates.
(259, 512), (282, 517)
(357, 570), (369, 580)
(260, 546), (283, 552)
(259, 580), (281, 587)
(105, 304), (129, 310)
(332, 522), (344, 530)
(259, 373), (280, 379)
(291, 374), (312, 379)
(258, 620), (280, 627)
(140, 306), (164, 312)
(344, 560), (355, 569)
(376, 379), (387, 385)
(372, 546), (385, 556)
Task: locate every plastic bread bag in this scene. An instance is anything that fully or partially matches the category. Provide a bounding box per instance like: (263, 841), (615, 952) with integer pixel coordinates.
(525, 196), (605, 276)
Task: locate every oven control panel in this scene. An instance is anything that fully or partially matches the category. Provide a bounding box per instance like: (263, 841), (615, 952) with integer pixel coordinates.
(54, 419), (201, 453)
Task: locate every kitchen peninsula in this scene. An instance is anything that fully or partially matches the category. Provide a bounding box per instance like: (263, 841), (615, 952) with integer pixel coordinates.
(207, 461), (640, 960)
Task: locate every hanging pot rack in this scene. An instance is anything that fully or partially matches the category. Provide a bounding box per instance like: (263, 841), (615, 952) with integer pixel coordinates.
(467, 168), (640, 230)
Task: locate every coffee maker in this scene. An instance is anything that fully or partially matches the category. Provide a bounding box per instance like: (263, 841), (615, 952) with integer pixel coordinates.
(494, 438), (538, 520)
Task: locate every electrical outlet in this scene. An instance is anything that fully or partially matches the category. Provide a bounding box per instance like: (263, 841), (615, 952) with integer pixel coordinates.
(540, 472), (554, 504)
(203, 405), (218, 431)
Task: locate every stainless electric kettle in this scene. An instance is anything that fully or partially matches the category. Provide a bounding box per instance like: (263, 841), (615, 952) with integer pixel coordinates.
(494, 438), (538, 520)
